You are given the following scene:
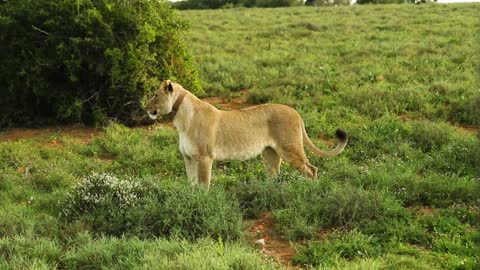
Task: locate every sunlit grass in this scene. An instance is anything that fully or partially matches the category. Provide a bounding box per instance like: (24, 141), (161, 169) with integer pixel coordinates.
(0, 4), (479, 269)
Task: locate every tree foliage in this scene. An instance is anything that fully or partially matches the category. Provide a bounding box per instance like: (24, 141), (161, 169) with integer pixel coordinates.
(0, 0), (202, 127)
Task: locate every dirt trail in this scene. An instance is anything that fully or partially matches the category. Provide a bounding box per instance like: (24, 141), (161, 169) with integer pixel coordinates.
(0, 125), (101, 143)
(454, 124), (478, 135)
(247, 212), (298, 269)
(0, 91), (251, 143)
(202, 89), (250, 110)
(399, 114), (479, 135)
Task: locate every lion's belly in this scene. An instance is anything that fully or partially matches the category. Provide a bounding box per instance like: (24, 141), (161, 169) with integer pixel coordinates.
(214, 143), (267, 161)
(213, 129), (273, 161)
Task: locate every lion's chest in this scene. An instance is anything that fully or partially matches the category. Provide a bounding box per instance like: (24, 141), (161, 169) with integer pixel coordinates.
(178, 133), (198, 157)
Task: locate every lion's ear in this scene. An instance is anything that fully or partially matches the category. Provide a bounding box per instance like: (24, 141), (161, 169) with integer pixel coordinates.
(167, 82), (174, 92)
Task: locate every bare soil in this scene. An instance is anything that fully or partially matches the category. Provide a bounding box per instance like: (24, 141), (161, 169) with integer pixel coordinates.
(202, 89), (250, 110)
(454, 124), (478, 135)
(399, 114), (479, 135)
(247, 212), (299, 269)
(0, 91), (251, 143)
(408, 205), (437, 216)
(0, 125), (101, 143)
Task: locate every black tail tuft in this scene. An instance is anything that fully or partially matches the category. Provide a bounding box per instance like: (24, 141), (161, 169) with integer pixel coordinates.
(335, 128), (348, 142)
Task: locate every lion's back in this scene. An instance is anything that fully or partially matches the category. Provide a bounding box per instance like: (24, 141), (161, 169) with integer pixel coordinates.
(213, 104), (303, 160)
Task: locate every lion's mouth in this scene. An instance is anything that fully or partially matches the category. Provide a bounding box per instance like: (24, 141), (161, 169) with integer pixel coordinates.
(148, 111), (158, 120)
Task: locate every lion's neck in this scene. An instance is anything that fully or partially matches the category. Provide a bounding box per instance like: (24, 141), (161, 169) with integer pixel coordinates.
(173, 90), (217, 132)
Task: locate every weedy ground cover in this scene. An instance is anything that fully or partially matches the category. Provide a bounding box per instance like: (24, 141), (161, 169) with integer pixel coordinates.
(0, 3), (479, 269)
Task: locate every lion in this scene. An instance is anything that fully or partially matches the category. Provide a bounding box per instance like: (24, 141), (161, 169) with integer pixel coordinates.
(146, 80), (348, 188)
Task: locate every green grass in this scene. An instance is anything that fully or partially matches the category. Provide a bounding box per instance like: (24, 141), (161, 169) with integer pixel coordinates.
(184, 4), (479, 125)
(1, 3), (479, 269)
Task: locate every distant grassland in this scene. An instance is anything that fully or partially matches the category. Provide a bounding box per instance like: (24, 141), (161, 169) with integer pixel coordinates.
(0, 4), (479, 270)
(183, 4), (479, 125)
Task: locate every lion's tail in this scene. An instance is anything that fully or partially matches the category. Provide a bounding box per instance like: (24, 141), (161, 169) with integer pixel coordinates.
(302, 121), (348, 157)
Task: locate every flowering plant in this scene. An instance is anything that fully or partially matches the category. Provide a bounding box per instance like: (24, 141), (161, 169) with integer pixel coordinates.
(61, 172), (143, 219)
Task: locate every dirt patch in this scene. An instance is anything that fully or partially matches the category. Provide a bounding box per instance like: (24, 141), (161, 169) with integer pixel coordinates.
(317, 133), (337, 147)
(0, 125), (101, 144)
(408, 205), (436, 216)
(247, 212), (298, 269)
(202, 90), (250, 110)
(454, 124), (478, 135)
(399, 114), (479, 136)
(0, 91), (250, 144)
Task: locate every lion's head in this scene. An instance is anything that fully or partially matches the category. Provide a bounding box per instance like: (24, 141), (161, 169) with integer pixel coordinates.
(146, 80), (176, 120)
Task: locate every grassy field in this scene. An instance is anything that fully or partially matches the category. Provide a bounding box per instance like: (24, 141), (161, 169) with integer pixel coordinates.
(1, 3), (479, 269)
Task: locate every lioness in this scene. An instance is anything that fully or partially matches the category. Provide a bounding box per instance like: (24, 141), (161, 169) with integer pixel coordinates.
(146, 80), (347, 188)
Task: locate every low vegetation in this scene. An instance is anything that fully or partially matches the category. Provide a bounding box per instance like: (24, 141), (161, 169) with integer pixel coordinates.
(0, 3), (479, 269)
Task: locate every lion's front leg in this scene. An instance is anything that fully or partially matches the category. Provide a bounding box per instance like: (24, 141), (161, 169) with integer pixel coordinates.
(197, 156), (213, 189)
(183, 156), (198, 185)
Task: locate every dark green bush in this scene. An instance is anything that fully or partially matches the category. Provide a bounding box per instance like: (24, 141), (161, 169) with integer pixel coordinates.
(0, 0), (201, 127)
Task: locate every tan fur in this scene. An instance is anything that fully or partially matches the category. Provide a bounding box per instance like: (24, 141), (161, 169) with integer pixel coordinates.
(146, 80), (348, 188)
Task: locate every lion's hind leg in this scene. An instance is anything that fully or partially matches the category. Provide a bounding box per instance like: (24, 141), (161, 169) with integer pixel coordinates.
(262, 147), (282, 177)
(305, 161), (318, 179)
(279, 145), (317, 179)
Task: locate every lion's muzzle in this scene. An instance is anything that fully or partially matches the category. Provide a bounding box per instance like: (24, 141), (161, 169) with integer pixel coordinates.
(148, 110), (158, 120)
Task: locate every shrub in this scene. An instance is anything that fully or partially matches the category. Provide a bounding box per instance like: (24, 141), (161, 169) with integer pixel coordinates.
(59, 173), (244, 240)
(0, 0), (201, 127)
(219, 172), (293, 219)
(293, 230), (379, 267)
(129, 179), (244, 240)
(319, 186), (402, 227)
(61, 173), (144, 219)
(275, 184), (404, 240)
(61, 173), (146, 235)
